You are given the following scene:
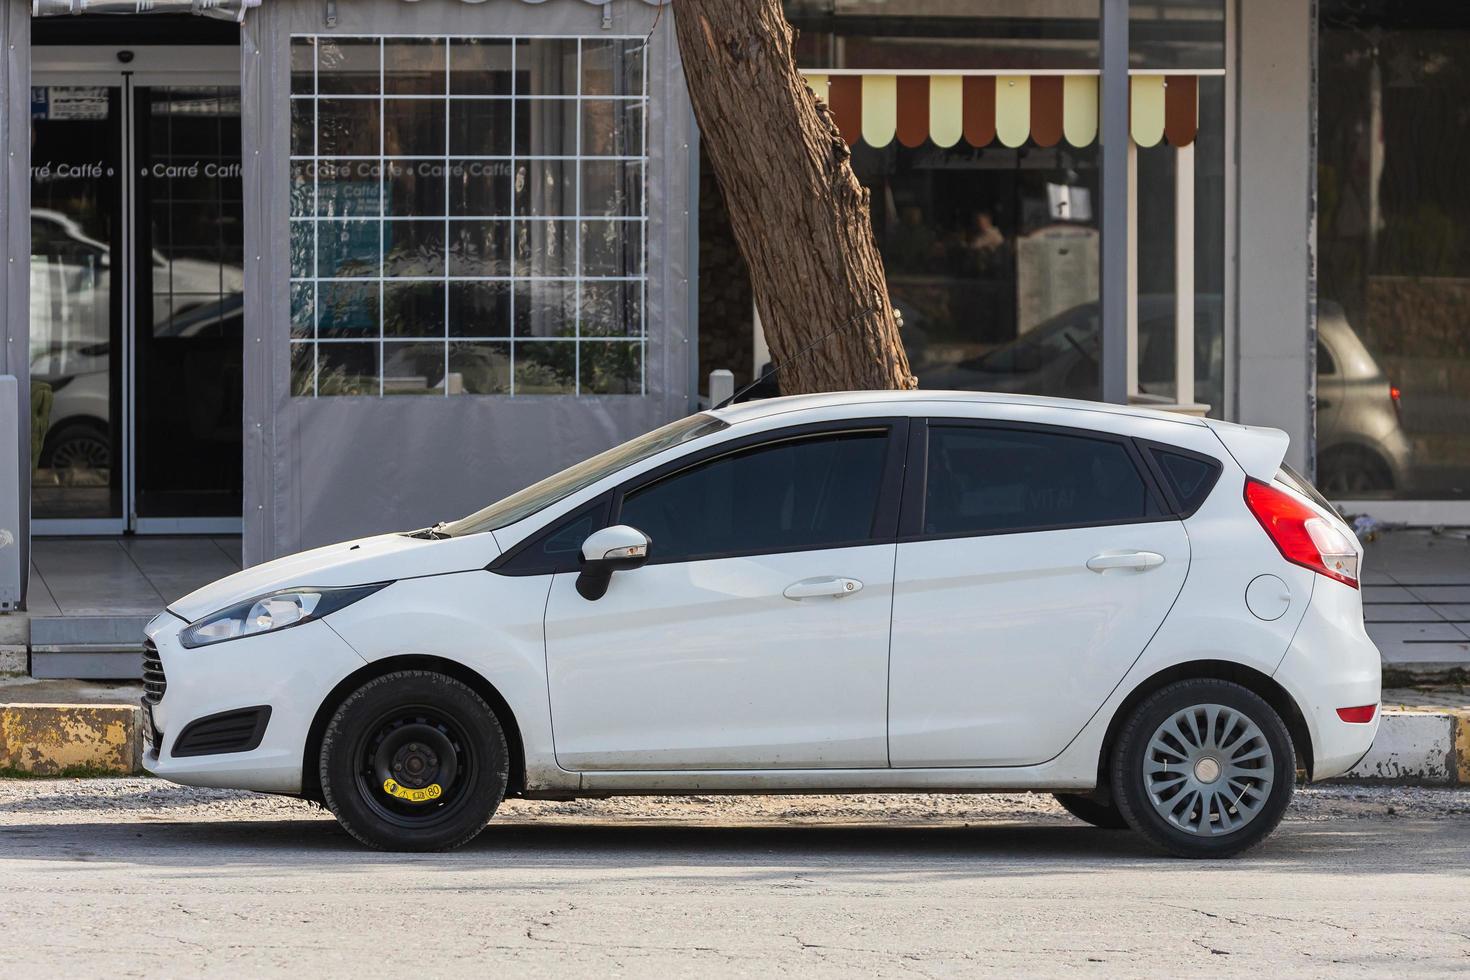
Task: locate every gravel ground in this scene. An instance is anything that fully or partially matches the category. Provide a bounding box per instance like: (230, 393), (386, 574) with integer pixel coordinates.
(2, 777), (1467, 826)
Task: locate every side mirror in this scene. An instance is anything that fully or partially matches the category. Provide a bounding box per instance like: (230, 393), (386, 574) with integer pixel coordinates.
(575, 524), (651, 600)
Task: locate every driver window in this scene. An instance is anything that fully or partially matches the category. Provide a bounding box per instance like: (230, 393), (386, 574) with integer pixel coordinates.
(618, 430), (890, 563)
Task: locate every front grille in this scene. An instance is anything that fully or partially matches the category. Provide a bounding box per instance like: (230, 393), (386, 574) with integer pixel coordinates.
(172, 706), (272, 758)
(142, 639), (166, 704)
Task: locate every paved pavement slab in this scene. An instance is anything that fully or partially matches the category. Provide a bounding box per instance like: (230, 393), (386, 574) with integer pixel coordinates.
(2, 781), (1467, 977)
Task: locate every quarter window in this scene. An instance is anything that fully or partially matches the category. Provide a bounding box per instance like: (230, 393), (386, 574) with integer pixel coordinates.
(619, 431), (890, 562)
(922, 425), (1160, 536)
(1151, 448), (1221, 515)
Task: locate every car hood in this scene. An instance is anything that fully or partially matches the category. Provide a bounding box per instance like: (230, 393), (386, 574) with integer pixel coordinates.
(167, 531), (502, 622)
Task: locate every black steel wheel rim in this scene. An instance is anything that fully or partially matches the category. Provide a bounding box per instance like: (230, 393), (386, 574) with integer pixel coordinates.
(351, 703), (478, 829)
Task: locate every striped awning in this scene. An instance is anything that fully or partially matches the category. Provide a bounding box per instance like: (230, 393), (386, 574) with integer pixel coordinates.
(803, 72), (1199, 150)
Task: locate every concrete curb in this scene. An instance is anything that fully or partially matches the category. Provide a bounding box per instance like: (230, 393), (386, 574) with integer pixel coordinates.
(1335, 709), (1468, 785)
(0, 703), (1466, 784)
(0, 703), (142, 776)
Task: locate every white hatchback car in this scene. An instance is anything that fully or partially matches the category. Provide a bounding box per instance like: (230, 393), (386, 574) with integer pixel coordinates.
(142, 392), (1381, 857)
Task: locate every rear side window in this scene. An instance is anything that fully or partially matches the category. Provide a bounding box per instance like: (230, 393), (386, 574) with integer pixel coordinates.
(922, 425), (1162, 536)
(1151, 449), (1222, 516)
(619, 431), (890, 562)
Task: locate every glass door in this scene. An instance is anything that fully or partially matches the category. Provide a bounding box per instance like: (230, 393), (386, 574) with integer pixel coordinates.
(31, 49), (242, 535)
(133, 85), (244, 528)
(29, 84), (125, 530)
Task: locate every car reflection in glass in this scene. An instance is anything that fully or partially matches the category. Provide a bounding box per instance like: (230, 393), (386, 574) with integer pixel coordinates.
(29, 208), (244, 480)
(918, 296), (1410, 498)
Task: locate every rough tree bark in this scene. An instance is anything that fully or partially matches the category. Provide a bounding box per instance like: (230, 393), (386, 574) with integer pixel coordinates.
(673, 0), (916, 395)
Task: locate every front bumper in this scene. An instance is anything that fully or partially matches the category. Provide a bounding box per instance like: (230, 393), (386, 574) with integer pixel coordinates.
(142, 612), (367, 794)
(1273, 578), (1383, 781)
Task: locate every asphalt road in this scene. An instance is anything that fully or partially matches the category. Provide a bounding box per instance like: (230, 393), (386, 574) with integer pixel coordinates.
(2, 781), (1468, 978)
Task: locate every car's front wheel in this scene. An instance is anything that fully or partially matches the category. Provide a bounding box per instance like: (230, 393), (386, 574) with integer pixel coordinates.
(1111, 679), (1295, 858)
(319, 670), (509, 851)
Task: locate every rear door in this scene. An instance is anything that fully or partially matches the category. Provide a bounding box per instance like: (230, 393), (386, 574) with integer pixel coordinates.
(887, 419), (1189, 767)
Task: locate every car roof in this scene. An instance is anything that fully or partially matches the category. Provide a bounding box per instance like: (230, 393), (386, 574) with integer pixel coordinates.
(708, 389), (1210, 429)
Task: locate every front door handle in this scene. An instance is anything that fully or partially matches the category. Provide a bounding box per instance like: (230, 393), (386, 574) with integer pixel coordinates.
(783, 576), (863, 600)
(1086, 551), (1165, 572)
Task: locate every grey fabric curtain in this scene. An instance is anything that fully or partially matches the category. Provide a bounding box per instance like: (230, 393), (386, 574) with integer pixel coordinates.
(241, 0), (690, 564)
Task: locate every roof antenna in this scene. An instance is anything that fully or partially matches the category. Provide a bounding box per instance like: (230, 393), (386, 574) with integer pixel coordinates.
(714, 305), (892, 410)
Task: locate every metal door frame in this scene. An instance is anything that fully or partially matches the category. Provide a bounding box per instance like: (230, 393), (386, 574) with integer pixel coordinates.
(32, 46), (241, 536)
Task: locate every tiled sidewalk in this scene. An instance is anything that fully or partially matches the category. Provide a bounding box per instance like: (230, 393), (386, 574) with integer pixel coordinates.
(26, 537), (241, 618)
(1360, 528), (1470, 675)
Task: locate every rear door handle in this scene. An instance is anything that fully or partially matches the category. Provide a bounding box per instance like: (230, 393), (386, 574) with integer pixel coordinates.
(1086, 551), (1165, 572)
(784, 576), (863, 600)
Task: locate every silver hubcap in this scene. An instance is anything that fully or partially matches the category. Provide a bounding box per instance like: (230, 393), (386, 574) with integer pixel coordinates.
(1144, 703), (1275, 837)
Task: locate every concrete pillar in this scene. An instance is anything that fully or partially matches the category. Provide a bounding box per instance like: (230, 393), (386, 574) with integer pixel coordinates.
(1233, 0), (1315, 470)
(0, 0), (31, 602)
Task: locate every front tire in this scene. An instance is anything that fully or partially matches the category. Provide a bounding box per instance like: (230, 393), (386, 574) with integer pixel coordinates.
(1111, 679), (1295, 858)
(319, 670), (509, 852)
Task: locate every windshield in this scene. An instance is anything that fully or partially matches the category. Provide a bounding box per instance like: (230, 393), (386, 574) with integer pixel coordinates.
(440, 413), (730, 537)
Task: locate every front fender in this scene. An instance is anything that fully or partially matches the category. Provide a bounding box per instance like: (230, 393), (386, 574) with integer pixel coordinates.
(325, 571), (573, 792)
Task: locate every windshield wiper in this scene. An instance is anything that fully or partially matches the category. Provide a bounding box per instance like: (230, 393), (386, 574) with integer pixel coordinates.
(407, 521), (453, 540)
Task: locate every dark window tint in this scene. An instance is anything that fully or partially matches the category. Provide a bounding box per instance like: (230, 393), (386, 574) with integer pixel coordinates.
(923, 426), (1159, 536)
(541, 510), (599, 557)
(1153, 450), (1221, 514)
(494, 497), (608, 576)
(619, 431), (889, 562)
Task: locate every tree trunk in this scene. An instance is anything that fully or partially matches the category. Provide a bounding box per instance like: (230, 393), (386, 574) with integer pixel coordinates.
(673, 0), (915, 395)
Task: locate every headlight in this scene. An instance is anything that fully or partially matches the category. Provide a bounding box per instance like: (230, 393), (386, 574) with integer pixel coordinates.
(179, 584), (388, 649)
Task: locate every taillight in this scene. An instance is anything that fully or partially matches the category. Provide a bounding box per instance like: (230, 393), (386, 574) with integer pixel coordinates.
(1389, 383), (1402, 419)
(1243, 479), (1360, 589)
(1337, 705), (1377, 724)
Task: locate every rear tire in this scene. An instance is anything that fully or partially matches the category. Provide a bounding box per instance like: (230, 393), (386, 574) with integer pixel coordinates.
(319, 670), (509, 852)
(1111, 679), (1295, 858)
(1318, 445), (1393, 495)
(1053, 792), (1130, 830)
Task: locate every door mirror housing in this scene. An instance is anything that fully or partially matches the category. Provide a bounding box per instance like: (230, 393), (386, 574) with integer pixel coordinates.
(576, 524), (651, 600)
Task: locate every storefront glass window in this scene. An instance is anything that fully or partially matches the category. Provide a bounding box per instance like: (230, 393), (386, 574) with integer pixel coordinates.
(755, 3), (1106, 402)
(787, 1), (1101, 71)
(1130, 0), (1225, 70)
(288, 35), (648, 397)
(698, 4), (1224, 409)
(1317, 4), (1470, 499)
(1133, 73), (1226, 414)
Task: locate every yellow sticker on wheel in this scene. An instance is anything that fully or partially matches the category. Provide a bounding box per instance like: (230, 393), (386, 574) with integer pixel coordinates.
(383, 778), (442, 803)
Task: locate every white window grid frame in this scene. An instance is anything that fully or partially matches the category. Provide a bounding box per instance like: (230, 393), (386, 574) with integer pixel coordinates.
(287, 33), (650, 397)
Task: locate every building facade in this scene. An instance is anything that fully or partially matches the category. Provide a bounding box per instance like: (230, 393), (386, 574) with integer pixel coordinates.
(1, 0), (1467, 612)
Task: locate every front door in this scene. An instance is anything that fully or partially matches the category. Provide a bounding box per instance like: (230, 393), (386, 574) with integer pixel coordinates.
(543, 423), (906, 771)
(30, 47), (242, 533)
(887, 420), (1190, 768)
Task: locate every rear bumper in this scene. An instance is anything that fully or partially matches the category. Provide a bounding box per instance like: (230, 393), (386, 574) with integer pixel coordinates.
(1273, 578), (1383, 780)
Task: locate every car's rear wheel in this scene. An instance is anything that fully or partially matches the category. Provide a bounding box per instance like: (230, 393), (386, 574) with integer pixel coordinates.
(1111, 679), (1295, 858)
(1053, 792), (1130, 830)
(319, 670), (509, 852)
(1318, 445), (1393, 495)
